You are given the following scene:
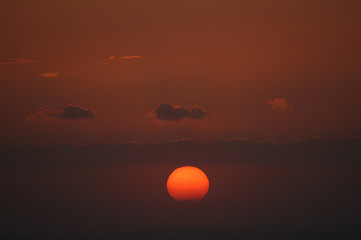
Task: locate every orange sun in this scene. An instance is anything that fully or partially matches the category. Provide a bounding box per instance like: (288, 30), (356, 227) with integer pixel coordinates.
(167, 166), (209, 201)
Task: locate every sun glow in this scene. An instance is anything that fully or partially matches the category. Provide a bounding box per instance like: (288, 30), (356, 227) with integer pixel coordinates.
(167, 166), (209, 201)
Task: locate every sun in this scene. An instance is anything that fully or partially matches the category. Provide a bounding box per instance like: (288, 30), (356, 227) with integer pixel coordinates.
(167, 166), (209, 201)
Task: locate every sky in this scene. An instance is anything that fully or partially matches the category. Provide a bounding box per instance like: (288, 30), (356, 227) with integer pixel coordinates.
(1, 0), (361, 145)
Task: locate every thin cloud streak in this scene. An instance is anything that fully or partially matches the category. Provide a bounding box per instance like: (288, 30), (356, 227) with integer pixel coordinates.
(120, 55), (142, 59)
(40, 72), (59, 78)
(105, 55), (142, 63)
(0, 58), (37, 65)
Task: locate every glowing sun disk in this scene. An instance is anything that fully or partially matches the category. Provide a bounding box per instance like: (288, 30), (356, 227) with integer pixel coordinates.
(167, 166), (209, 201)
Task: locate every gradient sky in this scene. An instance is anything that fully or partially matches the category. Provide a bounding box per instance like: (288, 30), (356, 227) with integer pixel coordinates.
(1, 0), (360, 145)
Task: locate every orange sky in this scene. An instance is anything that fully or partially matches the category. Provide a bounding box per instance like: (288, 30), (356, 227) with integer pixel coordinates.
(0, 0), (360, 145)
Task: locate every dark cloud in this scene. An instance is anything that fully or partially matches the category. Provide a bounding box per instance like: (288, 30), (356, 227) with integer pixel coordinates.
(27, 104), (94, 121)
(58, 104), (94, 120)
(153, 103), (209, 121)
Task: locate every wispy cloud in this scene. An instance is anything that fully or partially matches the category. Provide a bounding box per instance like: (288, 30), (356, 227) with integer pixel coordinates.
(0, 58), (37, 65)
(267, 97), (294, 114)
(120, 55), (142, 60)
(40, 72), (59, 78)
(106, 55), (142, 63)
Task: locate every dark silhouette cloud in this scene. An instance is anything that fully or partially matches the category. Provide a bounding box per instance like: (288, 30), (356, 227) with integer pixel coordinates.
(153, 103), (208, 121)
(58, 104), (94, 120)
(27, 104), (94, 121)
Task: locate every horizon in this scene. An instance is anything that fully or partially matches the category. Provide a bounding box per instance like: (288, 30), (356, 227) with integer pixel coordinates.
(1, 135), (360, 147)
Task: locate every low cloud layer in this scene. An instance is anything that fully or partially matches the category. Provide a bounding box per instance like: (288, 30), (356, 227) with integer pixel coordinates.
(27, 104), (95, 121)
(267, 97), (294, 114)
(153, 103), (209, 121)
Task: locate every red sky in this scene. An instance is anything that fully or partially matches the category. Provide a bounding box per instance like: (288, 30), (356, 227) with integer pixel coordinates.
(0, 0), (360, 145)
